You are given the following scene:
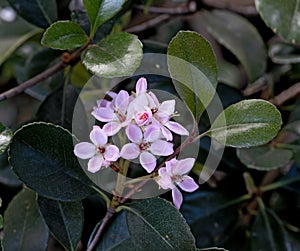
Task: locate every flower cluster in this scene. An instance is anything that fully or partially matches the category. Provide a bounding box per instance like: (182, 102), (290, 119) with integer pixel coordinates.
(74, 77), (198, 208)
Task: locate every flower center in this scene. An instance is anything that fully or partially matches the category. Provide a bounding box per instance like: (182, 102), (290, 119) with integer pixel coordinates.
(139, 142), (150, 151)
(97, 146), (106, 154)
(171, 175), (183, 184)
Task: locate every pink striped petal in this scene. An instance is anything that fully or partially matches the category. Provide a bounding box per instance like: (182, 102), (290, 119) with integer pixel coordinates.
(91, 107), (114, 122)
(103, 122), (121, 136)
(115, 90), (129, 112)
(120, 143), (140, 160)
(90, 126), (107, 146)
(88, 155), (104, 173)
(178, 176), (199, 192)
(104, 145), (120, 161)
(165, 121), (189, 136)
(150, 140), (173, 156)
(172, 187), (183, 209)
(140, 151), (156, 173)
(158, 100), (175, 116)
(173, 158), (195, 175)
(74, 142), (95, 159)
(136, 77), (147, 95)
(126, 123), (142, 143)
(144, 125), (161, 142)
(161, 126), (173, 141)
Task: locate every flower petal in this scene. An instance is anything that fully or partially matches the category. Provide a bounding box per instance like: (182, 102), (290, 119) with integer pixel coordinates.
(178, 176), (199, 192)
(172, 187), (183, 209)
(90, 126), (107, 146)
(104, 145), (120, 161)
(126, 123), (142, 143)
(144, 125), (161, 142)
(136, 77), (147, 95)
(150, 140), (173, 156)
(140, 151), (156, 173)
(103, 122), (121, 136)
(88, 155), (104, 173)
(91, 107), (114, 122)
(158, 100), (175, 116)
(160, 126), (173, 141)
(120, 143), (140, 159)
(74, 142), (95, 159)
(115, 90), (129, 112)
(173, 158), (195, 175)
(165, 158), (177, 175)
(165, 121), (189, 136)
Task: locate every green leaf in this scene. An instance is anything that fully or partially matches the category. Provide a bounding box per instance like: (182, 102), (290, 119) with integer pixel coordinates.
(209, 99), (282, 148)
(9, 122), (95, 201)
(167, 31), (217, 121)
(8, 0), (57, 28)
(269, 41), (300, 64)
(0, 152), (21, 187)
(0, 123), (12, 154)
(82, 32), (143, 77)
(201, 10), (267, 82)
(255, 0), (300, 44)
(83, 0), (126, 36)
(41, 21), (88, 50)
(237, 146), (293, 170)
(38, 197), (83, 250)
(251, 200), (292, 251)
(2, 188), (49, 251)
(198, 248), (229, 251)
(96, 198), (196, 250)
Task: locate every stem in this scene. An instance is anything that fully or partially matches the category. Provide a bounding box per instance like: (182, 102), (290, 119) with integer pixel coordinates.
(60, 67), (72, 125)
(86, 206), (116, 251)
(275, 143), (300, 151)
(0, 61), (65, 101)
(115, 159), (130, 196)
(134, 1), (197, 14)
(260, 176), (300, 192)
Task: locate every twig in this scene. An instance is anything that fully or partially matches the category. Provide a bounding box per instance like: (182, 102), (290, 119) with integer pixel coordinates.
(87, 206), (116, 251)
(0, 61), (66, 101)
(134, 2), (197, 15)
(269, 82), (300, 106)
(124, 14), (170, 33)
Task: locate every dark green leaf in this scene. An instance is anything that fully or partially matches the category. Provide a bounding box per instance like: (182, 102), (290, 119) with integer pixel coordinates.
(2, 188), (49, 251)
(8, 0), (57, 28)
(82, 32), (143, 77)
(0, 152), (21, 187)
(201, 10), (267, 82)
(83, 0), (126, 36)
(167, 31), (217, 120)
(9, 122), (95, 201)
(38, 197), (83, 250)
(237, 146), (293, 170)
(255, 0), (300, 43)
(251, 201), (292, 251)
(97, 198), (196, 250)
(0, 123), (12, 154)
(209, 99), (282, 147)
(198, 248), (229, 251)
(0, 197), (2, 229)
(217, 60), (243, 89)
(41, 21), (88, 50)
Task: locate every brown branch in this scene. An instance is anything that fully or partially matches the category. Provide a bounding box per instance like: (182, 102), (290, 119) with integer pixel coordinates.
(124, 14), (171, 33)
(269, 82), (300, 106)
(0, 61), (66, 101)
(134, 2), (197, 15)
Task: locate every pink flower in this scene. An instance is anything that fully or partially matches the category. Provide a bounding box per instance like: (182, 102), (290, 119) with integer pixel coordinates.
(120, 123), (174, 173)
(74, 125), (120, 173)
(92, 90), (131, 136)
(157, 158), (199, 209)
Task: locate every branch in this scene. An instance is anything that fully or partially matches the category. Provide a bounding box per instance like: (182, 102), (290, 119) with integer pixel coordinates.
(124, 14), (170, 33)
(0, 61), (66, 101)
(134, 2), (197, 15)
(269, 82), (300, 106)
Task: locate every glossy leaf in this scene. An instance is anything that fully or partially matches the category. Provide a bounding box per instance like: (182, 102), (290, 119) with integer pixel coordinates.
(269, 41), (300, 64)
(0, 123), (12, 154)
(201, 10), (267, 82)
(7, 0), (57, 28)
(38, 197), (83, 250)
(251, 201), (292, 251)
(255, 0), (300, 43)
(82, 32), (143, 77)
(209, 99), (282, 147)
(0, 152), (21, 187)
(96, 198), (196, 250)
(83, 0), (126, 36)
(167, 31), (217, 120)
(237, 146), (293, 170)
(41, 21), (88, 50)
(9, 122), (95, 201)
(2, 188), (49, 251)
